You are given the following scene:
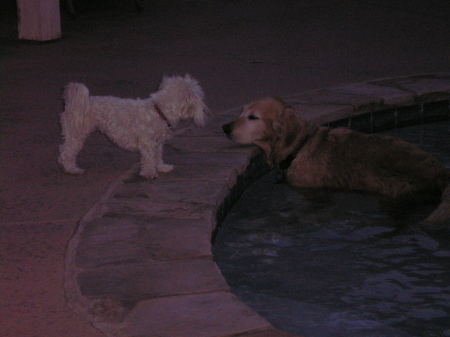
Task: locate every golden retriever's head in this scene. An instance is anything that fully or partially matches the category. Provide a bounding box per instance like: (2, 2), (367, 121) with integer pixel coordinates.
(223, 97), (310, 167)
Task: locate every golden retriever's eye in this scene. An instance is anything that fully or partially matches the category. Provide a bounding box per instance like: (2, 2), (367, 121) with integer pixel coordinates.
(248, 115), (258, 120)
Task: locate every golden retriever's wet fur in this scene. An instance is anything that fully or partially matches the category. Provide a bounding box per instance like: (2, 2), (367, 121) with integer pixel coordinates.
(223, 97), (450, 227)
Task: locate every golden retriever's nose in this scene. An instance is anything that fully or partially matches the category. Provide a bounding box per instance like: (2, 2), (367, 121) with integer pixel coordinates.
(222, 122), (232, 136)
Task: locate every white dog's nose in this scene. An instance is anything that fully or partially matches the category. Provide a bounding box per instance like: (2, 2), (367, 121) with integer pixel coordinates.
(222, 122), (232, 136)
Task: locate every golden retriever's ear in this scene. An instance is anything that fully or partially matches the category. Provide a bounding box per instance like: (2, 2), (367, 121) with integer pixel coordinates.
(270, 106), (307, 167)
(273, 106), (300, 140)
(254, 139), (273, 165)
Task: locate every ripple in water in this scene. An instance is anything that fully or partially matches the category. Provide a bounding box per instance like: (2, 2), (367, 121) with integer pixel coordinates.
(213, 122), (450, 337)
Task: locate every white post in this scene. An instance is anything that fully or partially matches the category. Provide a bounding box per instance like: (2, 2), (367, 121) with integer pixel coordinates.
(17, 0), (62, 41)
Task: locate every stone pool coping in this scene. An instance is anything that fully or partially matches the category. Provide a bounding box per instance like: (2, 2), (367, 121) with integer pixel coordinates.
(64, 73), (450, 337)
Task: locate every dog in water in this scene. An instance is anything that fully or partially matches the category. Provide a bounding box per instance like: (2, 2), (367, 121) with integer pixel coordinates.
(223, 97), (450, 227)
(58, 74), (206, 179)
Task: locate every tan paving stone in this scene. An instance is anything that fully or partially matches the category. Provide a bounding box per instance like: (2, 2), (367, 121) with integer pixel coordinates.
(159, 164), (241, 183)
(112, 180), (228, 207)
(164, 152), (252, 172)
(332, 82), (416, 106)
(75, 217), (149, 268)
(76, 235), (148, 268)
(288, 88), (381, 109)
(168, 135), (258, 154)
(80, 216), (142, 242)
(77, 258), (228, 300)
(122, 162), (241, 185)
(288, 102), (354, 124)
(81, 214), (213, 261)
(371, 75), (450, 101)
(104, 198), (216, 221)
(122, 291), (271, 337)
(141, 216), (213, 260)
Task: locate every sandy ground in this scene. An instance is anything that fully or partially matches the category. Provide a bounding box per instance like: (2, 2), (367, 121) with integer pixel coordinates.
(0, 0), (449, 336)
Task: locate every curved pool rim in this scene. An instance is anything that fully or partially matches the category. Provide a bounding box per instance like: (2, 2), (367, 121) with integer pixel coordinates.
(64, 73), (450, 337)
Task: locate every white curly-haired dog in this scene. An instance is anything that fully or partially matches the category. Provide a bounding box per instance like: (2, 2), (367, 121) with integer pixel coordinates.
(58, 74), (206, 179)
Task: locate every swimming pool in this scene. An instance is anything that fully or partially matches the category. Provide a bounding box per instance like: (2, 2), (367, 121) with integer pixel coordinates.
(213, 121), (450, 337)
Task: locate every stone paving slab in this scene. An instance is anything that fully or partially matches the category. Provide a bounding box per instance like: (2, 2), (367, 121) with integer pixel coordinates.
(113, 180), (228, 206)
(65, 74), (450, 337)
(288, 73), (450, 125)
(161, 163), (241, 182)
(76, 235), (148, 269)
(74, 215), (213, 268)
(104, 197), (216, 222)
(97, 215), (213, 261)
(164, 151), (254, 171)
(77, 257), (228, 300)
(168, 135), (255, 153)
(288, 88), (382, 111)
(124, 162), (243, 186)
(292, 103), (354, 124)
(331, 82), (416, 106)
(122, 291), (271, 337)
(370, 73), (450, 102)
(75, 216), (152, 268)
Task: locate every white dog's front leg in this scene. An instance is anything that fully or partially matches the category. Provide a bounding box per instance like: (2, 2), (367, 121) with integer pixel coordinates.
(58, 137), (87, 175)
(156, 144), (174, 173)
(138, 143), (159, 179)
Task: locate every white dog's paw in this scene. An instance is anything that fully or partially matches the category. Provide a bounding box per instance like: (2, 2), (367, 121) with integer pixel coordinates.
(140, 170), (158, 179)
(157, 163), (174, 173)
(64, 166), (85, 175)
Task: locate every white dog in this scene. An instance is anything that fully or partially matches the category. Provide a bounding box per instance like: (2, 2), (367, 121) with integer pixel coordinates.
(58, 74), (206, 179)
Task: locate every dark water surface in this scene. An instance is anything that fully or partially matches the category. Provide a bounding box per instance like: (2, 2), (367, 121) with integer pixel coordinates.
(213, 122), (450, 337)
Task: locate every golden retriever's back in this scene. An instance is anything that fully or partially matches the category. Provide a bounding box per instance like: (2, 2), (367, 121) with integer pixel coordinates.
(287, 127), (450, 198)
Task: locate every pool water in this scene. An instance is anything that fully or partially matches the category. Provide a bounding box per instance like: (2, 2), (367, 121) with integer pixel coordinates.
(213, 121), (450, 337)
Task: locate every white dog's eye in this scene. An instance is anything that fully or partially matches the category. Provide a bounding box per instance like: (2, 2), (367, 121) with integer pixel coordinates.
(248, 115), (259, 120)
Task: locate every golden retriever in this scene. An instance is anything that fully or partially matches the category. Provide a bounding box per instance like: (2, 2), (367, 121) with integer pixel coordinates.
(222, 97), (450, 227)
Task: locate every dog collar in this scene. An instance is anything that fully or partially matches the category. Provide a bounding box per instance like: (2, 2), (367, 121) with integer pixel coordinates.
(278, 123), (318, 170)
(278, 138), (306, 170)
(154, 103), (173, 129)
(274, 137), (309, 184)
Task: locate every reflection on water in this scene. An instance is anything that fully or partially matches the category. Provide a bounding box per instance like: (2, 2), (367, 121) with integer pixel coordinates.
(213, 122), (450, 337)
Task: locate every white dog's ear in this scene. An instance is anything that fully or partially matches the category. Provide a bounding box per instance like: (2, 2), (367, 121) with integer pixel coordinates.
(185, 75), (206, 126)
(159, 75), (169, 89)
(192, 100), (207, 127)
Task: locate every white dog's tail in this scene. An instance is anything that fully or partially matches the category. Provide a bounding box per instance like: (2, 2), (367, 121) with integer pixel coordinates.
(62, 82), (91, 130)
(58, 83), (92, 174)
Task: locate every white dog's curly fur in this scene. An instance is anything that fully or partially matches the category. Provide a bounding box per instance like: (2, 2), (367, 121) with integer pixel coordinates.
(58, 74), (206, 179)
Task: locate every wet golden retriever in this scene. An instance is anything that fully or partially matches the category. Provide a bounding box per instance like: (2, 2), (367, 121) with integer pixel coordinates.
(222, 97), (450, 227)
